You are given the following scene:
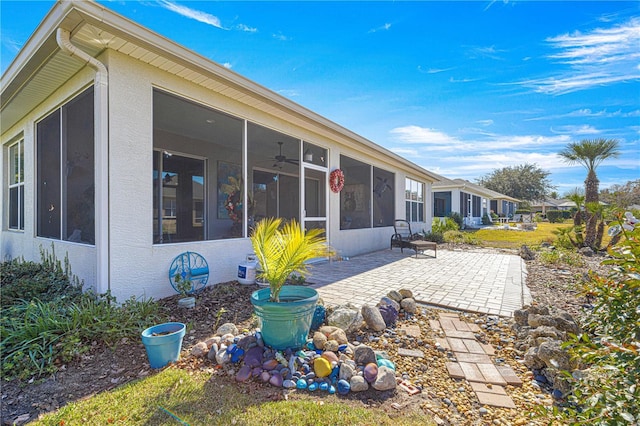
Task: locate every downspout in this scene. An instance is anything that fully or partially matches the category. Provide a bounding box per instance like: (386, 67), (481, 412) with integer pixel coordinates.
(56, 28), (110, 295)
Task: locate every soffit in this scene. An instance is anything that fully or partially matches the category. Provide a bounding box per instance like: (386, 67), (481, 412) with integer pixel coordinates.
(2, 1), (438, 183)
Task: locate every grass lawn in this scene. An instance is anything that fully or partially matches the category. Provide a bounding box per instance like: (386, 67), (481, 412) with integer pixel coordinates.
(33, 368), (431, 425)
(470, 221), (574, 249)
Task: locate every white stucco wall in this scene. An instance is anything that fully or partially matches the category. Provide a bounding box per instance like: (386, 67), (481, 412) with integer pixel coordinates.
(1, 67), (97, 291)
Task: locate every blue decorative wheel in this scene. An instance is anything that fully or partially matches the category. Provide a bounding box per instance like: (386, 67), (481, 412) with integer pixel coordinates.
(168, 252), (209, 295)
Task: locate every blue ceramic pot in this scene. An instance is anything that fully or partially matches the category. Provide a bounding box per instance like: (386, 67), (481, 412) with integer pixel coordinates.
(250, 286), (318, 350)
(141, 322), (186, 369)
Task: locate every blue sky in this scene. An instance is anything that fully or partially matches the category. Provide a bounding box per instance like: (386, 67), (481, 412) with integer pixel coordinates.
(2, 1), (639, 195)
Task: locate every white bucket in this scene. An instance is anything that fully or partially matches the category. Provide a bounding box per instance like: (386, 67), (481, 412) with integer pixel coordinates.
(238, 262), (256, 285)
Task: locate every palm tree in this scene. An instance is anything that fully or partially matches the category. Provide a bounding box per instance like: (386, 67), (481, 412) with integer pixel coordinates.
(567, 190), (585, 226)
(559, 139), (620, 248)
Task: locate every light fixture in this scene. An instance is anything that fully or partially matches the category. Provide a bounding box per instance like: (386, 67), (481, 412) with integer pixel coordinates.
(303, 148), (313, 162)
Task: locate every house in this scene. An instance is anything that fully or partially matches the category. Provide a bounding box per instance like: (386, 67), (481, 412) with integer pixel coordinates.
(432, 176), (518, 226)
(0, 0), (439, 301)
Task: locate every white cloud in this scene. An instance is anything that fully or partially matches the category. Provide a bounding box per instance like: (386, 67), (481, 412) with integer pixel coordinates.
(523, 17), (640, 94)
(156, 0), (223, 29)
(222, 62), (232, 69)
(550, 125), (600, 135)
(236, 24), (257, 33)
(476, 120), (494, 127)
(273, 32), (290, 41)
(368, 23), (392, 33)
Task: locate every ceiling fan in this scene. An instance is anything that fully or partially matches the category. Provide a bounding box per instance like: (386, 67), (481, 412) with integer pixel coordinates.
(272, 141), (299, 168)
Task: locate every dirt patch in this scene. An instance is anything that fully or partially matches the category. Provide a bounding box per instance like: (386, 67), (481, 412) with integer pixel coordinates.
(0, 247), (610, 425)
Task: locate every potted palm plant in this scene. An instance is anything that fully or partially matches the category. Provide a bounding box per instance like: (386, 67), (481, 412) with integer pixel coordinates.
(250, 217), (332, 350)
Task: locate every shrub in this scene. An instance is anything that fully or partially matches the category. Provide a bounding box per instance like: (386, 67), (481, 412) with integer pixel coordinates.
(546, 210), (564, 223)
(515, 209), (531, 214)
(552, 211), (640, 423)
(481, 214), (491, 225)
(422, 231), (444, 243)
(538, 249), (584, 267)
(0, 247), (162, 380)
(561, 210), (572, 220)
(432, 217), (459, 234)
(447, 212), (463, 229)
(443, 230), (480, 245)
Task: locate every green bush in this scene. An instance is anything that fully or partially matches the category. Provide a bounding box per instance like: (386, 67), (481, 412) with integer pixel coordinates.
(443, 230), (480, 245)
(553, 212), (640, 423)
(447, 212), (463, 229)
(547, 210), (564, 223)
(561, 210), (572, 219)
(515, 209), (531, 214)
(432, 217), (459, 234)
(0, 247), (162, 380)
(422, 231), (444, 243)
(538, 249), (584, 267)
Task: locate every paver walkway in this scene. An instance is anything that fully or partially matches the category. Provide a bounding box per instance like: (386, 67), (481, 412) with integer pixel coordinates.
(308, 247), (530, 317)
(434, 312), (522, 408)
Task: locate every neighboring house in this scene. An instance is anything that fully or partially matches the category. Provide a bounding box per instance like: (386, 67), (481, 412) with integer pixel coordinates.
(530, 197), (566, 213)
(432, 176), (518, 226)
(0, 0), (439, 301)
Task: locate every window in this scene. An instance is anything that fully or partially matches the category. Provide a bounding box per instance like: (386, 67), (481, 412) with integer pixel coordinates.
(247, 122), (300, 225)
(433, 191), (451, 217)
(8, 139), (24, 230)
(153, 90), (243, 243)
(339, 156), (395, 230)
(472, 195), (481, 217)
(340, 156), (371, 230)
(373, 167), (394, 227)
(37, 87), (94, 244)
(405, 178), (424, 222)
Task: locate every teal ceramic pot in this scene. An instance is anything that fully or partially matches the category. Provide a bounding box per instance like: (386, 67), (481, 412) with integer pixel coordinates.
(250, 286), (319, 350)
(141, 322), (186, 369)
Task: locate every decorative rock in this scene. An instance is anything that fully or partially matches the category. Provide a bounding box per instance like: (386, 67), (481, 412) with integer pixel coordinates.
(236, 335), (257, 350)
(308, 382), (319, 392)
(243, 346), (263, 367)
(269, 373), (283, 387)
(260, 371), (271, 382)
(400, 298), (417, 314)
(215, 348), (230, 365)
(190, 341), (208, 357)
(319, 382), (329, 391)
(339, 362), (356, 381)
(353, 345), (377, 365)
(378, 297), (401, 313)
(399, 289), (413, 299)
(377, 358), (395, 371)
(327, 306), (363, 333)
(312, 331), (328, 350)
(328, 328), (349, 345)
(387, 290), (403, 303)
(215, 322), (238, 337)
(329, 385), (336, 395)
(235, 365), (252, 382)
(231, 347), (245, 363)
(363, 363), (378, 383)
(310, 305), (326, 331)
(361, 304), (386, 331)
(321, 351), (339, 365)
(537, 340), (573, 371)
(378, 304), (398, 327)
(337, 379), (351, 395)
(373, 366), (396, 390)
(296, 378), (308, 389)
(263, 359), (279, 370)
(513, 309), (529, 326)
(207, 344), (219, 361)
(324, 340), (339, 352)
(350, 375), (369, 392)
(283, 379), (296, 389)
(313, 357), (332, 378)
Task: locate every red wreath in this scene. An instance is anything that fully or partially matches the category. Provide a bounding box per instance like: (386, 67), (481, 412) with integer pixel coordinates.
(329, 169), (345, 193)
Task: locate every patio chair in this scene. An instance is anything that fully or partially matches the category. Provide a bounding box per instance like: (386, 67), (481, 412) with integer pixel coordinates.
(391, 219), (437, 258)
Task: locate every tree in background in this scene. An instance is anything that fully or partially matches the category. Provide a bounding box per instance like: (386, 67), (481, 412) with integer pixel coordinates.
(599, 179), (640, 208)
(476, 163), (554, 202)
(559, 138), (620, 248)
(548, 191), (559, 199)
